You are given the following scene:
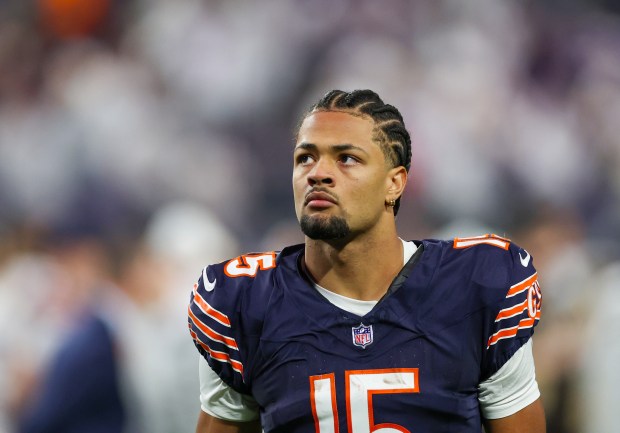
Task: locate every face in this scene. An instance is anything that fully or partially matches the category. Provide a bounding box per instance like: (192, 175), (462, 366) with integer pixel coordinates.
(293, 110), (402, 241)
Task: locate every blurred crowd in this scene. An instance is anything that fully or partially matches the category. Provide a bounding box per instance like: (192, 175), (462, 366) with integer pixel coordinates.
(0, 0), (619, 432)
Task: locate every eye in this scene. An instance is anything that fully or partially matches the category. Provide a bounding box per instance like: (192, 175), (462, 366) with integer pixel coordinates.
(339, 155), (359, 166)
(296, 154), (315, 166)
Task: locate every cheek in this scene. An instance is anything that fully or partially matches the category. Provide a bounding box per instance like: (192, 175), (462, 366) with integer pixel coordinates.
(292, 175), (306, 206)
(348, 180), (383, 213)
(357, 174), (387, 201)
(292, 174), (303, 191)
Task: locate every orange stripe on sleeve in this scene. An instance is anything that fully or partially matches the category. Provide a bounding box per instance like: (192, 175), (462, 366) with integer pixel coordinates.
(189, 329), (244, 375)
(487, 326), (518, 348)
(188, 306), (239, 350)
(487, 315), (540, 348)
(495, 299), (528, 321)
(192, 292), (231, 327)
(506, 273), (538, 297)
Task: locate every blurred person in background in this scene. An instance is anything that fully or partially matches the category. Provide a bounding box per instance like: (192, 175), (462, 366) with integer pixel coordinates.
(0, 225), (102, 433)
(13, 201), (238, 433)
(188, 89), (546, 433)
(5, 217), (124, 433)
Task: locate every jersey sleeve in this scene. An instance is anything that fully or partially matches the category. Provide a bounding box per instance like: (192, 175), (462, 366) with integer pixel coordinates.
(481, 241), (542, 379)
(478, 339), (540, 419)
(187, 264), (255, 395)
(199, 356), (260, 421)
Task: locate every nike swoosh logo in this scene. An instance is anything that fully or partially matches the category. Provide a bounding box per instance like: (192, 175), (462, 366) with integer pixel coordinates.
(202, 267), (217, 292)
(519, 250), (531, 267)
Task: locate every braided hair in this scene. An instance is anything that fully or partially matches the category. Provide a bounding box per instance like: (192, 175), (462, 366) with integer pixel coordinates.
(303, 89), (412, 215)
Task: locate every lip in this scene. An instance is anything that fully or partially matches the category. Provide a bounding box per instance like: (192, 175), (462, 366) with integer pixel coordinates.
(304, 191), (337, 208)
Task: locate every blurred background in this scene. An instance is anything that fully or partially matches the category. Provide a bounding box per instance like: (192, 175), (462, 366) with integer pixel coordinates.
(0, 0), (619, 432)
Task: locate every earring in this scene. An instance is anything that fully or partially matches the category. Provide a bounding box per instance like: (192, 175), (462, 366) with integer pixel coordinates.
(386, 198), (396, 207)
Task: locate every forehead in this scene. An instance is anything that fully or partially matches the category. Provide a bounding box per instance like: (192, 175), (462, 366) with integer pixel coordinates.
(296, 111), (376, 146)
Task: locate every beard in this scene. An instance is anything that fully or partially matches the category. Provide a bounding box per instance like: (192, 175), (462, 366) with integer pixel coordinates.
(300, 214), (351, 240)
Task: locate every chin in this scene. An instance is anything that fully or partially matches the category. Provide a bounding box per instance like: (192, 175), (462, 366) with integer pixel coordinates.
(299, 214), (350, 240)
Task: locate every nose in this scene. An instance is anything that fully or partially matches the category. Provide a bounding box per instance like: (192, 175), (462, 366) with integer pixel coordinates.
(307, 159), (333, 186)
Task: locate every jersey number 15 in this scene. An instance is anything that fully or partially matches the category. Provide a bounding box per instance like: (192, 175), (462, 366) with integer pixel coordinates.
(310, 368), (419, 433)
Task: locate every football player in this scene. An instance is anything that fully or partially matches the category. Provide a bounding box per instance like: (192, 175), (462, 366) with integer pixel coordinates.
(188, 89), (545, 433)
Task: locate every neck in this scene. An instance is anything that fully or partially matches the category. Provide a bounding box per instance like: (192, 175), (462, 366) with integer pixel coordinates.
(303, 225), (403, 301)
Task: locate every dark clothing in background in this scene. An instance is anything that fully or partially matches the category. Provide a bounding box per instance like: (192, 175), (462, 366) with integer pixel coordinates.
(18, 312), (125, 433)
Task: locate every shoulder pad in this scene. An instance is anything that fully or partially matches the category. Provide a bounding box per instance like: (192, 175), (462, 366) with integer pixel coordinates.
(187, 251), (279, 393)
(439, 233), (539, 308)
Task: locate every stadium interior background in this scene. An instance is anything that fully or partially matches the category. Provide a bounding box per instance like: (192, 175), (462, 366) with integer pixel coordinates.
(1, 0), (619, 432)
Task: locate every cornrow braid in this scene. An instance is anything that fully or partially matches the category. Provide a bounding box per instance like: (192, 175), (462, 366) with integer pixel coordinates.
(307, 89), (412, 215)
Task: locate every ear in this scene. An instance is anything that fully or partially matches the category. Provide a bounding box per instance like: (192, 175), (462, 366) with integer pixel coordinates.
(385, 166), (408, 201)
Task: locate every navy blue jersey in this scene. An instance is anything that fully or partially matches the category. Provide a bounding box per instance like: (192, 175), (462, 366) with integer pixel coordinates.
(188, 235), (542, 432)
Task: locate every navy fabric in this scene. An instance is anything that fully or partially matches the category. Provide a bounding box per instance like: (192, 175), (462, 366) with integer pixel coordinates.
(19, 312), (125, 433)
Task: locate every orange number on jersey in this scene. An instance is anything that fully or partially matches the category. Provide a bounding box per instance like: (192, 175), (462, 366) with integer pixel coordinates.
(310, 369), (419, 433)
(224, 252), (276, 277)
(527, 280), (542, 319)
(453, 234), (510, 250)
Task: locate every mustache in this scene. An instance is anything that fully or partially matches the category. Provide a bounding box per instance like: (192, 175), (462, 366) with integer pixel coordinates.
(304, 188), (339, 205)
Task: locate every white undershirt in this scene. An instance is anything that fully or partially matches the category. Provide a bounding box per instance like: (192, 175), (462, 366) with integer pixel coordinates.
(198, 239), (540, 421)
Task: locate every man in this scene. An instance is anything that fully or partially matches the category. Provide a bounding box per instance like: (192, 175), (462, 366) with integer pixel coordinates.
(188, 89), (545, 432)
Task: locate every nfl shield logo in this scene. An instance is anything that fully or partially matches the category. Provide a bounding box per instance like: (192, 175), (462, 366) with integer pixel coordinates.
(352, 323), (373, 348)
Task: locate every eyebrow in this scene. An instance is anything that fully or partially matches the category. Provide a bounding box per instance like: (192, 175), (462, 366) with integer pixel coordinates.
(294, 142), (370, 156)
